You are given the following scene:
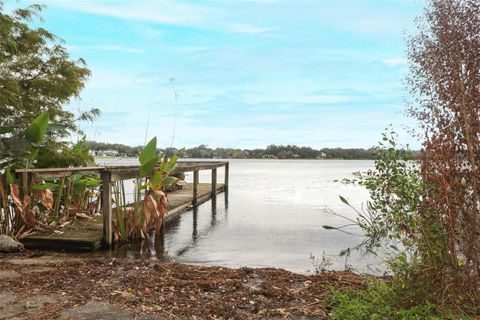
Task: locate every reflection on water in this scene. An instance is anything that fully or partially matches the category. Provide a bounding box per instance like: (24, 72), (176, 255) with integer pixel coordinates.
(85, 159), (385, 274)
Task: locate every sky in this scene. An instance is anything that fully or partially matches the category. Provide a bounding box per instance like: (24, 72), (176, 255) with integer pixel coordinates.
(16, 0), (425, 149)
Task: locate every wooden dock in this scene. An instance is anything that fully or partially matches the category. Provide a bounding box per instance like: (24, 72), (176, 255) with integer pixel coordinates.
(18, 161), (229, 250)
(22, 183), (225, 250)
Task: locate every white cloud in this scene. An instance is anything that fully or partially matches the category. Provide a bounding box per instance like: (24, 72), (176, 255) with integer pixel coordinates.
(51, 1), (217, 26)
(49, 1), (269, 35)
(97, 45), (144, 54)
(244, 94), (350, 105)
(86, 69), (133, 89)
(225, 23), (270, 34)
(66, 44), (144, 54)
(382, 57), (407, 67)
(139, 26), (164, 39)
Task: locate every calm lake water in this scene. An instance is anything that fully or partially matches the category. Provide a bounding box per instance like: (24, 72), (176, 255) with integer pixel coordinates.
(94, 158), (384, 274)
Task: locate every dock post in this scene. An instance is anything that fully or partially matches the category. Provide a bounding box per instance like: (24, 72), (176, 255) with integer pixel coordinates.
(224, 162), (229, 190)
(193, 170), (199, 205)
(211, 168), (217, 196)
(19, 172), (30, 197)
(101, 170), (113, 247)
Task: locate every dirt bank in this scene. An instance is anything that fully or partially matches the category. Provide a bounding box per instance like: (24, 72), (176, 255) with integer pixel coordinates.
(0, 252), (364, 319)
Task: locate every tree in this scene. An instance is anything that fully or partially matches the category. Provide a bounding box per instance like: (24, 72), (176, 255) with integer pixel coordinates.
(407, 0), (479, 305)
(0, 2), (99, 144)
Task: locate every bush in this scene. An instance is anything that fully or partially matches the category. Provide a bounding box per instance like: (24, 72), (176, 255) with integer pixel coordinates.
(36, 145), (94, 168)
(330, 128), (479, 316)
(331, 278), (447, 320)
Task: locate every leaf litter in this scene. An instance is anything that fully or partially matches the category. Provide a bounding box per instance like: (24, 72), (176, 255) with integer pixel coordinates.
(0, 253), (364, 319)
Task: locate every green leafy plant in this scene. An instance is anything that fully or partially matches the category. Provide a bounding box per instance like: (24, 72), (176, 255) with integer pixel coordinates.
(331, 278), (443, 320)
(0, 2), (102, 238)
(36, 138), (95, 168)
(0, 112), (101, 236)
(0, 112), (50, 236)
(112, 137), (181, 241)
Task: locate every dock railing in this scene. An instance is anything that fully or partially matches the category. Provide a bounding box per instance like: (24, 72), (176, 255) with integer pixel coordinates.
(16, 161), (229, 247)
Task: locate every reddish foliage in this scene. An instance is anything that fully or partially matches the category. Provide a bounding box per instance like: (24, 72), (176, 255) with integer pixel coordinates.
(408, 0), (480, 302)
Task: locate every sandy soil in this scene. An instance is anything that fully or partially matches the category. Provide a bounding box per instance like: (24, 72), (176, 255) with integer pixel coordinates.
(0, 252), (364, 320)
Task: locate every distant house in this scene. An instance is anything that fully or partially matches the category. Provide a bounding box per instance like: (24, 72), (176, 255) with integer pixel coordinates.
(97, 149), (119, 156)
(263, 154), (278, 159)
(317, 152), (327, 159)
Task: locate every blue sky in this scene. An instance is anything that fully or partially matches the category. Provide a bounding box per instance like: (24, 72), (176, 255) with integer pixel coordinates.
(19, 0), (424, 149)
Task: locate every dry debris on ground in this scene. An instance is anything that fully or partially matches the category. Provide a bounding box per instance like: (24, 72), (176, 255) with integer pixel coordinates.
(0, 252), (364, 319)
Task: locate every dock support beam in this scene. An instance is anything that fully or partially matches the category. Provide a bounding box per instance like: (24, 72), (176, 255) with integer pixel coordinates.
(101, 170), (113, 247)
(211, 168), (217, 196)
(193, 170), (199, 205)
(224, 162), (229, 190)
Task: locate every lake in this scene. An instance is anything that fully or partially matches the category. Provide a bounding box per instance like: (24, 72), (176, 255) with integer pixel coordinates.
(94, 158), (384, 274)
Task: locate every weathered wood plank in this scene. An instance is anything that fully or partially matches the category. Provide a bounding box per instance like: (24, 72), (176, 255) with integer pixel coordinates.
(176, 162), (228, 173)
(15, 161), (228, 176)
(101, 171), (113, 247)
(110, 170), (139, 182)
(193, 170), (199, 205)
(225, 162), (229, 190)
(211, 168), (217, 196)
(15, 166), (103, 173)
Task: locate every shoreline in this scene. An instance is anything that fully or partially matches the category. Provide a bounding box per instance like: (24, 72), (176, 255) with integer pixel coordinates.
(95, 156), (376, 161)
(0, 251), (365, 319)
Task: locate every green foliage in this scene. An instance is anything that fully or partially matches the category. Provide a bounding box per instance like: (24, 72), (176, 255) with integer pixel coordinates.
(36, 139), (94, 168)
(25, 112), (49, 144)
(0, 1), (100, 235)
(113, 137), (180, 241)
(359, 130), (423, 251)
(0, 2), (99, 147)
(327, 130), (479, 316)
(324, 130), (425, 260)
(0, 112), (101, 236)
(5, 165), (14, 184)
(31, 171), (101, 225)
(331, 278), (444, 320)
(0, 111), (50, 168)
(355, 131), (473, 311)
(139, 137), (158, 177)
(139, 137), (158, 165)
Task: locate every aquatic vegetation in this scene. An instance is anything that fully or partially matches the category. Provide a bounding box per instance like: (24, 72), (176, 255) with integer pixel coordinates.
(0, 112), (102, 237)
(112, 137), (180, 241)
(0, 111), (181, 242)
(0, 111), (50, 236)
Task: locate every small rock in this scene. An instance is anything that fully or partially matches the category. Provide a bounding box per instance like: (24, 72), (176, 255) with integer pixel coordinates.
(0, 235), (24, 253)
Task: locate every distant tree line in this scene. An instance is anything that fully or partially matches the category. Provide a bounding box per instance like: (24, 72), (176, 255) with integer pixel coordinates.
(86, 141), (419, 160)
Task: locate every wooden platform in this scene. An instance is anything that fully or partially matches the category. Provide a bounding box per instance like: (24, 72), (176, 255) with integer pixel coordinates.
(21, 183), (225, 250)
